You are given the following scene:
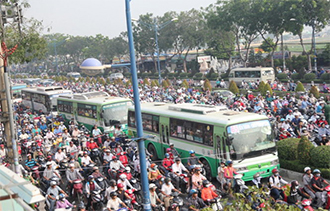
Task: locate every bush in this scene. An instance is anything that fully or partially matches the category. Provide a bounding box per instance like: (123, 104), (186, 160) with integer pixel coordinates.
(297, 136), (314, 165)
(229, 80), (239, 94)
(194, 73), (203, 80)
(181, 79), (189, 89)
(291, 73), (300, 80)
(141, 72), (149, 78)
(143, 78), (150, 86)
(162, 80), (169, 88)
(210, 73), (218, 80)
(258, 81), (266, 94)
(180, 72), (188, 78)
(303, 73), (316, 81)
(264, 83), (273, 95)
(310, 146), (330, 168)
(168, 73), (175, 79)
(276, 73), (288, 80)
(295, 81), (305, 92)
(280, 159), (330, 179)
(204, 79), (212, 91)
(320, 73), (330, 81)
(309, 85), (320, 98)
(276, 138), (300, 160)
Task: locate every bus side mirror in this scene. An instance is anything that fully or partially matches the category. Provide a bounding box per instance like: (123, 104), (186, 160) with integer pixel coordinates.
(226, 137), (233, 146)
(100, 110), (104, 118)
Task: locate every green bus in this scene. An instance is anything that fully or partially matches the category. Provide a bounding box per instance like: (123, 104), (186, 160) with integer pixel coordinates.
(128, 103), (279, 181)
(57, 91), (132, 133)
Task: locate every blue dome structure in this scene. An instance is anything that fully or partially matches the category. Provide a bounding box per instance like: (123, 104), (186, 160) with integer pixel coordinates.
(80, 58), (103, 70)
(79, 58), (104, 76)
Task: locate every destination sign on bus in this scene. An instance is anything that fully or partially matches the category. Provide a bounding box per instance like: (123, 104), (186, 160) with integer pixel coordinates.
(228, 120), (270, 134)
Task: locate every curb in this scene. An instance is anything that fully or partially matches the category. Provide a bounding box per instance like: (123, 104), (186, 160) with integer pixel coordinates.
(280, 168), (329, 183)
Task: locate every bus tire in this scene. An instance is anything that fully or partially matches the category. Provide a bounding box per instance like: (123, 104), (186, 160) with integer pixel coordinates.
(201, 159), (212, 181)
(147, 144), (158, 161)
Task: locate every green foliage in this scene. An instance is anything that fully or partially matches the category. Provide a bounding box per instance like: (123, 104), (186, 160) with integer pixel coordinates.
(309, 85), (320, 98)
(162, 80), (169, 88)
(259, 38), (275, 53)
(125, 80), (131, 88)
(194, 73), (203, 80)
(106, 78), (111, 84)
(297, 136), (314, 165)
(321, 73), (330, 81)
(280, 159), (330, 179)
(310, 146), (330, 168)
(319, 43), (330, 66)
(303, 73), (316, 81)
(203, 79), (212, 91)
(276, 138), (300, 160)
(114, 78), (123, 86)
(295, 81), (305, 92)
(264, 83), (273, 95)
(291, 73), (300, 80)
(150, 80), (158, 87)
(143, 78), (150, 86)
(180, 72), (188, 78)
(276, 73), (288, 80)
(258, 81), (266, 94)
(229, 80), (239, 94)
(166, 78), (172, 87)
(181, 79), (189, 89)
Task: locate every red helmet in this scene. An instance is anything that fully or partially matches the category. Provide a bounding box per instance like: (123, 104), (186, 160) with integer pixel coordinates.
(272, 168), (278, 174)
(166, 148), (171, 152)
(112, 156), (117, 160)
(117, 183), (124, 188)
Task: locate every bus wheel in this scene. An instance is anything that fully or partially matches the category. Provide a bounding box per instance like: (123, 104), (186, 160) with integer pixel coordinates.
(201, 159), (212, 181)
(147, 144), (158, 161)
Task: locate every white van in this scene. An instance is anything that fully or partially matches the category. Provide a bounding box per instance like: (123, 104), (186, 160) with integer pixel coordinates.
(228, 67), (275, 85)
(109, 73), (124, 80)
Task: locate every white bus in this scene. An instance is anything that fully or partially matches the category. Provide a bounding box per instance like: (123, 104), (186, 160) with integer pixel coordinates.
(21, 86), (73, 113)
(67, 72), (81, 80)
(228, 67), (275, 85)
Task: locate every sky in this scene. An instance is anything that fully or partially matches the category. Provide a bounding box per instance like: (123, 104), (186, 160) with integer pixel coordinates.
(24, 0), (217, 38)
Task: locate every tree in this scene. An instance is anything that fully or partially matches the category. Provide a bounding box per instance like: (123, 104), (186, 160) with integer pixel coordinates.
(309, 85), (320, 98)
(229, 80), (239, 94)
(296, 81), (305, 92)
(259, 38), (274, 53)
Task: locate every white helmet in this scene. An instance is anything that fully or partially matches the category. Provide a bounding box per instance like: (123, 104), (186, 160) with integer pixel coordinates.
(304, 167), (311, 173)
(119, 174), (127, 180)
(125, 167), (131, 172)
(50, 181), (57, 186)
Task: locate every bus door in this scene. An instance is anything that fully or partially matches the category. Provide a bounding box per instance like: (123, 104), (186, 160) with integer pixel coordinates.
(159, 117), (169, 156)
(214, 126), (229, 162)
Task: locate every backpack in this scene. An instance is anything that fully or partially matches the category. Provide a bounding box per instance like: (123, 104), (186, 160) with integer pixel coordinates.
(267, 175), (282, 189)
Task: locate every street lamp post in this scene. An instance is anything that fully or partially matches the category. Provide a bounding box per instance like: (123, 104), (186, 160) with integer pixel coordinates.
(133, 17), (177, 85)
(281, 34), (286, 72)
(125, 0), (151, 210)
(312, 19), (317, 72)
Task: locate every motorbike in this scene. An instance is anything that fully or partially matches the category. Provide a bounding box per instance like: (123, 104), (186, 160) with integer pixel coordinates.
(170, 192), (187, 211)
(301, 199), (314, 211)
(324, 185), (330, 210)
(233, 174), (248, 193)
(91, 190), (104, 211)
(207, 197), (223, 211)
(58, 159), (69, 178)
(72, 179), (84, 204)
(90, 148), (102, 166)
(31, 165), (40, 180)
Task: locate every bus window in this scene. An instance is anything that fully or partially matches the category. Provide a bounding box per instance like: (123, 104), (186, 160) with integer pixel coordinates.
(152, 116), (159, 132)
(78, 103), (97, 119)
(170, 119), (185, 138)
(161, 125), (165, 143)
(166, 126), (169, 144)
(142, 114), (152, 131)
(128, 111), (136, 128)
(234, 71), (261, 78)
(221, 137), (228, 160)
(58, 100), (73, 113)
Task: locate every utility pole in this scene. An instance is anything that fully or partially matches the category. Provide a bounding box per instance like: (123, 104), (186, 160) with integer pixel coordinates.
(0, 3), (22, 173)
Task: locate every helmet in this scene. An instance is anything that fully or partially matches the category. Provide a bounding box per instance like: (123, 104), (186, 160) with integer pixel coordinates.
(171, 203), (179, 209)
(112, 156), (117, 160)
(226, 160), (232, 165)
(304, 167), (311, 173)
(93, 166), (99, 171)
(175, 157), (181, 162)
(164, 177), (171, 183)
(272, 168), (279, 174)
(170, 143), (174, 146)
(117, 183), (124, 188)
(313, 169), (321, 174)
(46, 161), (52, 166)
(280, 118), (285, 121)
(253, 173), (260, 179)
(190, 189), (198, 194)
(149, 183), (157, 189)
(59, 193), (65, 199)
(202, 180), (210, 186)
(165, 153), (169, 158)
(50, 181), (56, 186)
(291, 180), (299, 187)
(301, 199), (311, 206)
(166, 148), (171, 152)
(189, 150), (195, 154)
(88, 175), (94, 180)
(110, 191), (118, 197)
(125, 167), (131, 172)
(109, 179), (116, 186)
(119, 174), (127, 180)
(150, 163), (156, 168)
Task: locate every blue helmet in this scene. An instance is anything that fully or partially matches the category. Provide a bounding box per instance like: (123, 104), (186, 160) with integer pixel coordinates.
(226, 160), (233, 165)
(189, 150), (195, 154)
(165, 153), (169, 158)
(190, 189), (198, 194)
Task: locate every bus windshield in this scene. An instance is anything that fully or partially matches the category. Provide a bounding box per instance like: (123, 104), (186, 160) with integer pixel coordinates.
(102, 102), (129, 126)
(227, 120), (275, 160)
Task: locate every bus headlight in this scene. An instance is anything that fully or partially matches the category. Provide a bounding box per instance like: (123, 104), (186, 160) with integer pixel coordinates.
(271, 159), (279, 166)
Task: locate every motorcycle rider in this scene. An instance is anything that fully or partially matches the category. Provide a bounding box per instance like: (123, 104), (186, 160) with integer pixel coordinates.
(216, 161), (225, 190)
(110, 155), (125, 176)
(187, 150), (202, 171)
(187, 189), (207, 211)
(192, 166), (206, 190)
(162, 153), (174, 176)
(148, 163), (162, 182)
(269, 168), (288, 200)
(86, 137), (99, 150)
(161, 177), (181, 211)
(24, 154), (40, 174)
(66, 163), (84, 196)
(171, 157), (189, 190)
(201, 180), (220, 209)
(47, 181), (68, 211)
(54, 148), (67, 163)
(105, 180), (117, 201)
(149, 183), (164, 209)
(303, 167), (316, 200)
(91, 166), (107, 180)
(85, 175), (102, 209)
(92, 125), (102, 138)
(117, 174), (133, 190)
(311, 169), (330, 208)
(116, 183), (133, 201)
(287, 180), (309, 209)
(43, 162), (61, 187)
(81, 151), (95, 176)
(169, 143), (180, 158)
(223, 160), (238, 192)
(56, 193), (74, 209)
(106, 191), (129, 211)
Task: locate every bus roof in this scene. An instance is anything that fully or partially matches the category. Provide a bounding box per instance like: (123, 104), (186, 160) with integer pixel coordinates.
(231, 67), (273, 71)
(57, 91), (131, 105)
(130, 103), (268, 126)
(22, 86), (72, 95)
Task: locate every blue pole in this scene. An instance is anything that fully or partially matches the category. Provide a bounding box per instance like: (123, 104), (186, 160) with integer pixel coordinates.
(54, 43), (58, 74)
(125, 1), (151, 210)
(154, 18), (162, 85)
